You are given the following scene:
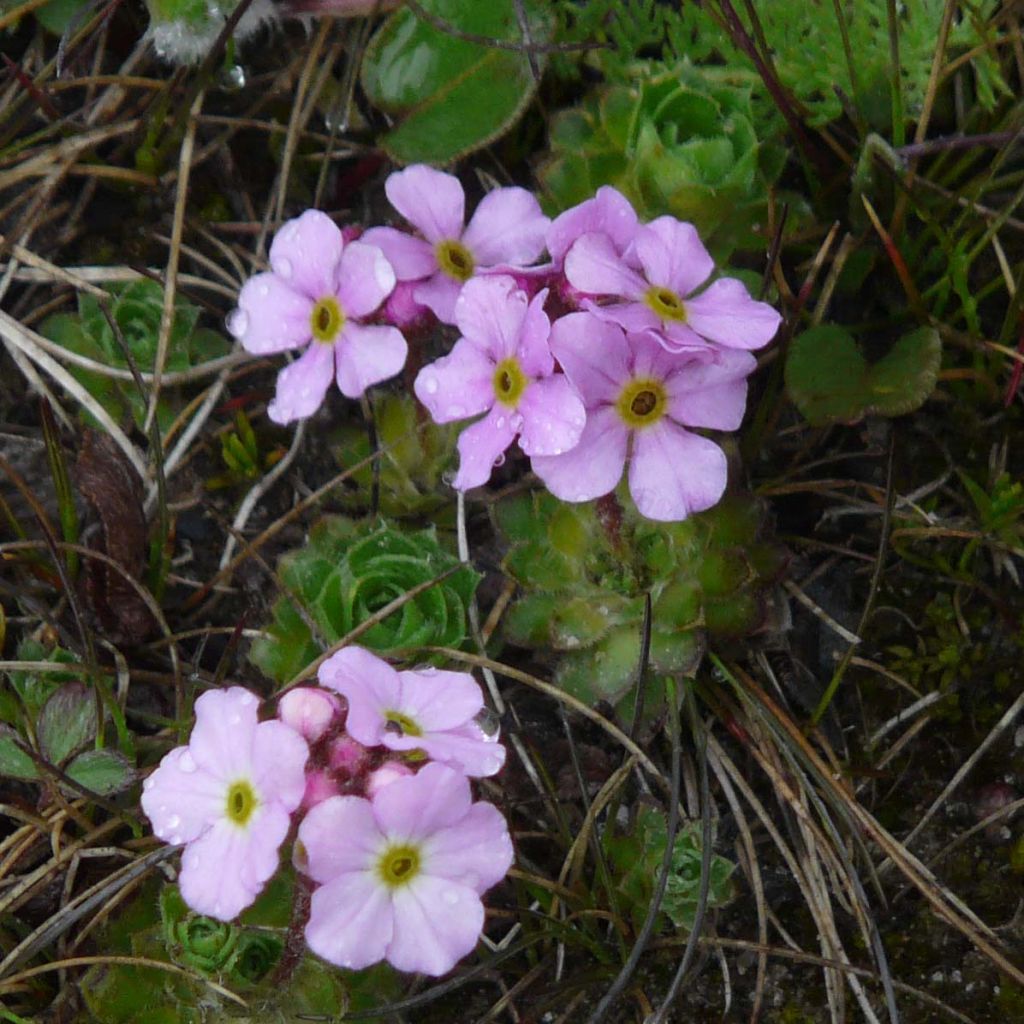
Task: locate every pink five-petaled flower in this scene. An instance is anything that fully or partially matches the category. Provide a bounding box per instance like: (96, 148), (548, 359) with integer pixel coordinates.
(413, 275), (586, 491)
(141, 687), (309, 920)
(531, 313), (757, 521)
(318, 645), (506, 778)
(228, 209), (407, 425)
(362, 164), (550, 325)
(546, 185), (639, 268)
(297, 762), (513, 976)
(565, 215), (781, 355)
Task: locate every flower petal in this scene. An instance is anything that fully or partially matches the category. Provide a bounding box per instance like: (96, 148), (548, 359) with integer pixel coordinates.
(414, 338), (496, 423)
(233, 274), (312, 355)
(335, 241), (396, 319)
(668, 378), (750, 431)
(414, 272), (464, 325)
(297, 795), (384, 883)
(549, 312), (631, 407)
(582, 299), (661, 336)
(335, 323), (408, 399)
(188, 687), (258, 780)
(372, 762), (472, 840)
(267, 342), (334, 424)
(268, 209), (343, 299)
(396, 667), (483, 731)
(516, 376), (586, 457)
(452, 407), (517, 491)
(306, 871), (394, 970)
(461, 187), (549, 267)
(422, 801), (513, 892)
(361, 226), (436, 281)
(632, 217), (713, 297)
(141, 748), (224, 845)
(684, 277), (782, 350)
(318, 646), (403, 747)
(249, 720), (309, 811)
(531, 405), (628, 503)
(513, 289), (554, 378)
(628, 421), (727, 521)
(547, 186), (639, 264)
(455, 275), (529, 363)
(385, 164), (464, 244)
(387, 877), (484, 976)
(564, 232), (647, 299)
(408, 728), (506, 777)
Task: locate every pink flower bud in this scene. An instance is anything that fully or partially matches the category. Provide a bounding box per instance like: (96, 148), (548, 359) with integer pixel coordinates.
(328, 734), (370, 776)
(278, 688), (340, 743)
(301, 769), (341, 810)
(366, 761), (415, 798)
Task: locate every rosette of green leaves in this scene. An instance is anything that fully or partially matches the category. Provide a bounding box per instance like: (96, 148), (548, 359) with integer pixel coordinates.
(495, 490), (783, 712)
(40, 279), (228, 433)
(537, 61), (785, 259)
(329, 394), (458, 519)
(251, 517), (480, 683)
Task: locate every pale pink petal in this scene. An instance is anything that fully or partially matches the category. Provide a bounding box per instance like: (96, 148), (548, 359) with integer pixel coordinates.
(235, 803), (291, 892)
(188, 688), (258, 779)
(382, 280), (433, 329)
(141, 748), (224, 845)
(372, 763), (471, 840)
(628, 421), (727, 521)
(277, 688), (340, 743)
(549, 312), (631, 407)
(306, 872), (394, 970)
(404, 729), (506, 777)
(414, 339), (495, 423)
(531, 405), (628, 503)
(452, 407), (517, 491)
(455, 275), (528, 363)
(547, 186), (639, 264)
(668, 379), (750, 431)
(564, 232), (647, 299)
(335, 241), (396, 319)
(516, 376), (586, 457)
(461, 187), (549, 267)
(633, 217), (714, 297)
(297, 795), (383, 883)
(414, 272), (463, 325)
(684, 278), (782, 350)
(387, 878), (484, 976)
(422, 802), (513, 891)
(335, 323), (408, 399)
(656, 320), (715, 355)
(267, 342), (334, 424)
(366, 761), (414, 797)
(233, 274), (313, 355)
(268, 210), (343, 299)
(582, 299), (661, 336)
(385, 165), (464, 244)
(248, 720), (308, 810)
(361, 226), (436, 281)
(395, 668), (484, 730)
(662, 348), (757, 430)
(513, 289), (554, 378)
(318, 646), (402, 746)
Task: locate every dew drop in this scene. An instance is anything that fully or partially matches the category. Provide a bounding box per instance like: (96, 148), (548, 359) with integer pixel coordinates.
(475, 708), (501, 738)
(167, 814), (181, 829)
(218, 63), (246, 90)
(257, 283), (269, 298)
(178, 751), (197, 773)
(229, 713), (241, 726)
(443, 890), (459, 906)
(143, 776), (155, 790)
(422, 375), (439, 395)
(275, 256), (293, 279)
(446, 404), (464, 418)
(510, 414), (524, 432)
(239, 692), (255, 706)
(169, 834), (181, 845)
(226, 309), (248, 337)
(495, 417), (505, 429)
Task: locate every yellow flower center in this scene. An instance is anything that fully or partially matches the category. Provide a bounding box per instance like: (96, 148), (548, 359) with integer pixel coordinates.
(435, 239), (475, 282)
(310, 296), (344, 343)
(377, 843), (421, 888)
(644, 286), (687, 323)
(615, 377), (668, 430)
(492, 357), (527, 408)
(384, 710), (423, 737)
(225, 780), (258, 828)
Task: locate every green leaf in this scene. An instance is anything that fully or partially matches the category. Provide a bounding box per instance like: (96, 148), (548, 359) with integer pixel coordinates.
(785, 324), (941, 426)
(65, 749), (136, 795)
(37, 682), (95, 765)
(361, 0), (552, 164)
(0, 726), (39, 780)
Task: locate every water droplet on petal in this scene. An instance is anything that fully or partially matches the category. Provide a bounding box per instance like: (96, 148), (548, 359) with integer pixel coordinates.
(257, 283), (269, 298)
(229, 713), (241, 726)
(475, 708), (501, 738)
(510, 414), (524, 432)
(239, 692), (255, 706)
(167, 814), (181, 829)
(443, 890), (459, 906)
(143, 776), (155, 790)
(179, 751), (197, 773)
(275, 256), (293, 279)
(421, 375), (438, 395)
(219, 64), (247, 90)
(226, 309), (248, 337)
(446, 404), (464, 418)
(495, 417), (505, 429)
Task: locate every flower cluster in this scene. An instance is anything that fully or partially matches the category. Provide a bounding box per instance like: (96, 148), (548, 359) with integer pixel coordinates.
(141, 649), (512, 977)
(228, 168), (781, 521)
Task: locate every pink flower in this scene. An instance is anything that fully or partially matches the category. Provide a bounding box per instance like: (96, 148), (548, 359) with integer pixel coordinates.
(228, 209), (407, 425)
(141, 687), (308, 920)
(366, 760), (415, 797)
(362, 164), (550, 324)
(297, 762), (513, 975)
(318, 645), (506, 778)
(413, 275), (586, 491)
(546, 186), (639, 267)
(564, 215), (781, 354)
(531, 313), (757, 521)
(277, 687), (340, 743)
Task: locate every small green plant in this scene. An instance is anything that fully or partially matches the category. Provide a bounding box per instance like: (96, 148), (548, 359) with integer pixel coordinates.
(41, 279), (229, 434)
(206, 410), (285, 490)
(250, 516), (480, 683)
(495, 489), (784, 713)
